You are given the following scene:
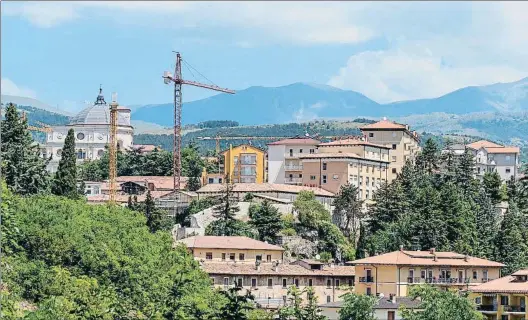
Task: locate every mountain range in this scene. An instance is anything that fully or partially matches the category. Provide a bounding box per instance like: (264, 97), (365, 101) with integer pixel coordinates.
(131, 77), (528, 126)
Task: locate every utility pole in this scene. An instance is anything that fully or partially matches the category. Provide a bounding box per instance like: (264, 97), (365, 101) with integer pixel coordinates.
(163, 52), (235, 217)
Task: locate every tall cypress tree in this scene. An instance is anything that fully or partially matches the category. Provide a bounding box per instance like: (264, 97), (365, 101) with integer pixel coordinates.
(482, 171), (503, 205)
(1, 103), (49, 194)
(474, 189), (499, 259)
(456, 148), (476, 192)
(494, 202), (528, 274)
(52, 128), (80, 199)
(415, 138), (440, 174)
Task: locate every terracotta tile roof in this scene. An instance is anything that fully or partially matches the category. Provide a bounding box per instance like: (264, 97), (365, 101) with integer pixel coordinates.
(116, 176), (188, 190)
(512, 269), (528, 276)
(360, 119), (408, 130)
(177, 236), (285, 251)
(267, 137), (321, 146)
(299, 152), (390, 163)
(470, 272), (528, 294)
(466, 140), (503, 149)
(202, 262), (355, 277)
(196, 183), (335, 197)
(318, 138), (390, 149)
(86, 191), (172, 204)
(320, 297), (421, 310)
(348, 250), (504, 267)
(485, 147), (520, 154)
(220, 144), (266, 155)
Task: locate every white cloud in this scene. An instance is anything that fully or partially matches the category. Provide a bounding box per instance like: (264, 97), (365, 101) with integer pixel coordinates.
(3, 2), (78, 28)
(1, 78), (37, 98)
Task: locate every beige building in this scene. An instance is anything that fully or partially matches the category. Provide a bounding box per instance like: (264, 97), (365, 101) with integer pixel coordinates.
(177, 236), (355, 308)
(299, 139), (390, 201)
(349, 247), (504, 298)
(360, 119), (421, 178)
(470, 268), (528, 320)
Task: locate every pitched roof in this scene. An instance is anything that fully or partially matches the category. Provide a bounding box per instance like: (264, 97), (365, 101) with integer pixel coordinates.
(485, 147), (520, 154)
(298, 152), (390, 163)
(466, 140), (503, 149)
(318, 138), (390, 149)
(348, 250), (504, 267)
(319, 297), (421, 310)
(220, 144), (266, 155)
(512, 269), (528, 276)
(86, 191), (171, 204)
(177, 236), (284, 251)
(116, 176), (188, 190)
(470, 271), (528, 294)
(360, 119), (408, 130)
(267, 137), (321, 146)
(202, 262), (354, 277)
(196, 183), (335, 197)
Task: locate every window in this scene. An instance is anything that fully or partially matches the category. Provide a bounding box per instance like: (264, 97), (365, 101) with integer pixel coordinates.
(322, 162), (327, 170)
(322, 175), (327, 184)
(77, 132), (85, 140)
(289, 149), (293, 156)
(369, 133), (374, 138)
(310, 175), (316, 180)
(366, 287), (372, 296)
(239, 253), (245, 261)
(229, 253), (235, 261)
(294, 279), (299, 288)
(282, 278), (287, 288)
(251, 278), (257, 288)
(237, 278), (243, 287)
(392, 144), (397, 150)
(348, 279), (353, 287)
(219, 178), (223, 184)
(333, 174), (339, 180)
(267, 278), (273, 288)
(427, 269), (433, 280)
(299, 149), (303, 154)
(308, 279), (313, 287)
(309, 149), (315, 154)
(206, 252), (213, 260)
(473, 271), (478, 280)
(335, 279), (340, 288)
(483, 270), (488, 281)
(267, 255), (272, 262)
(392, 168), (397, 174)
(326, 279), (332, 288)
(327, 296), (331, 303)
(392, 156), (397, 162)
(221, 253), (226, 261)
(365, 190), (370, 199)
(208, 178), (214, 184)
(408, 269), (415, 283)
(256, 255), (262, 262)
(224, 277), (230, 287)
(421, 270), (426, 279)
(475, 297), (482, 305)
(366, 177), (370, 185)
(506, 168), (511, 173)
(500, 295), (509, 306)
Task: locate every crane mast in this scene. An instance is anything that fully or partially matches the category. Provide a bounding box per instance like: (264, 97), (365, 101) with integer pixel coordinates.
(163, 52), (235, 217)
(109, 96), (118, 204)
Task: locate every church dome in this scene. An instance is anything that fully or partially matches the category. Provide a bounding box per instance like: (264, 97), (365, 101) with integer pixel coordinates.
(69, 87), (131, 127)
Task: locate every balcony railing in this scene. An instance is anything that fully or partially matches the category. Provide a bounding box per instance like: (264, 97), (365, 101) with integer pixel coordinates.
(285, 178), (302, 184)
(359, 276), (375, 283)
(285, 165), (303, 171)
(503, 305), (526, 313)
(420, 278), (471, 284)
(477, 305), (498, 312)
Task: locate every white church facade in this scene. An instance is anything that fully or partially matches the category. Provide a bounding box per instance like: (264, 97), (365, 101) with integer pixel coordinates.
(42, 88), (134, 173)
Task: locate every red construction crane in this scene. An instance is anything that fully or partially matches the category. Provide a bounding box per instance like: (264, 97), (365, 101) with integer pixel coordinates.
(163, 52), (235, 215)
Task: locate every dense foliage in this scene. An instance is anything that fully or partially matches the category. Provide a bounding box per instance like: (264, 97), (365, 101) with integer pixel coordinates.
(196, 120), (239, 129)
(51, 128), (83, 199)
(1, 189), (227, 319)
(278, 286), (326, 320)
(338, 292), (377, 320)
(249, 200), (284, 244)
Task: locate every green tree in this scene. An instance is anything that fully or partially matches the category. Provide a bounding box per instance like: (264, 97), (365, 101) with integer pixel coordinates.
(213, 183), (240, 222)
(456, 148), (476, 192)
(51, 128), (81, 199)
(249, 200), (283, 244)
(278, 286), (327, 320)
(338, 292), (377, 320)
(494, 202), (528, 274)
(206, 219), (257, 238)
(144, 190), (170, 232)
(400, 285), (482, 320)
(474, 190), (500, 259)
(482, 171), (503, 205)
(332, 183), (364, 242)
(1, 103), (49, 194)
(415, 138), (440, 174)
(182, 144), (204, 191)
(217, 286), (255, 320)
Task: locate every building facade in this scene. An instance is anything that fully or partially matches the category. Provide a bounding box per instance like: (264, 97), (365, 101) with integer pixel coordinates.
(470, 269), (528, 320)
(176, 236), (355, 307)
(267, 137), (320, 185)
(42, 88), (133, 172)
(349, 248), (504, 298)
(359, 119), (421, 178)
(319, 296), (422, 320)
(222, 144), (266, 183)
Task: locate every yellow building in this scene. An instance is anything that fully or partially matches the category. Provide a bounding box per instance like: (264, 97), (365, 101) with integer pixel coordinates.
(348, 247), (504, 297)
(221, 144), (266, 184)
(470, 269), (528, 320)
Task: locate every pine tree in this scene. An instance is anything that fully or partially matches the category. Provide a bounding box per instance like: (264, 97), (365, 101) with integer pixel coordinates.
(482, 171), (503, 205)
(52, 128), (80, 199)
(144, 190), (166, 233)
(368, 180), (408, 234)
(182, 144), (204, 191)
(332, 183), (364, 242)
(494, 202), (528, 274)
(213, 183), (240, 222)
(455, 148), (476, 192)
(415, 138), (440, 174)
(1, 103), (50, 194)
(474, 189), (499, 259)
(249, 200), (283, 244)
(355, 222), (368, 259)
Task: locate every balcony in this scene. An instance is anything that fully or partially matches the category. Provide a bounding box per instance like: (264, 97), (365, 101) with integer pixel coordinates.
(240, 160), (256, 165)
(285, 153), (303, 159)
(503, 305), (526, 313)
(477, 305), (498, 312)
(359, 276), (375, 283)
(285, 177), (302, 184)
(285, 165), (303, 171)
(423, 278), (471, 285)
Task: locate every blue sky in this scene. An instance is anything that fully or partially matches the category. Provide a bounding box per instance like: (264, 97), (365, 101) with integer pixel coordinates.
(2, 1), (528, 113)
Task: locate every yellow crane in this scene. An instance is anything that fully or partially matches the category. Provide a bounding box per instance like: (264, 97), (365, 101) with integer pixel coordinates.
(108, 92), (119, 204)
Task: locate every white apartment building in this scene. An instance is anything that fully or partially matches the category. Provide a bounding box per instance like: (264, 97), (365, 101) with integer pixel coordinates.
(267, 136), (320, 185)
(443, 140), (520, 181)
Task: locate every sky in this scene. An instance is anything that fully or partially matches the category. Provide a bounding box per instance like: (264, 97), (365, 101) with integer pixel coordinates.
(2, 1), (528, 113)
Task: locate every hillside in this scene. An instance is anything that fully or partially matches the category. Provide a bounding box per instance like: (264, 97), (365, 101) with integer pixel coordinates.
(1, 95), (72, 116)
(132, 78), (528, 126)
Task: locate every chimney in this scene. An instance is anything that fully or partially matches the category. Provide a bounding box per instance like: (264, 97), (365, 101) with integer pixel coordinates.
(391, 294), (396, 304)
(430, 248), (436, 254)
(400, 245), (404, 252)
(464, 255), (469, 262)
(433, 255), (438, 262)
